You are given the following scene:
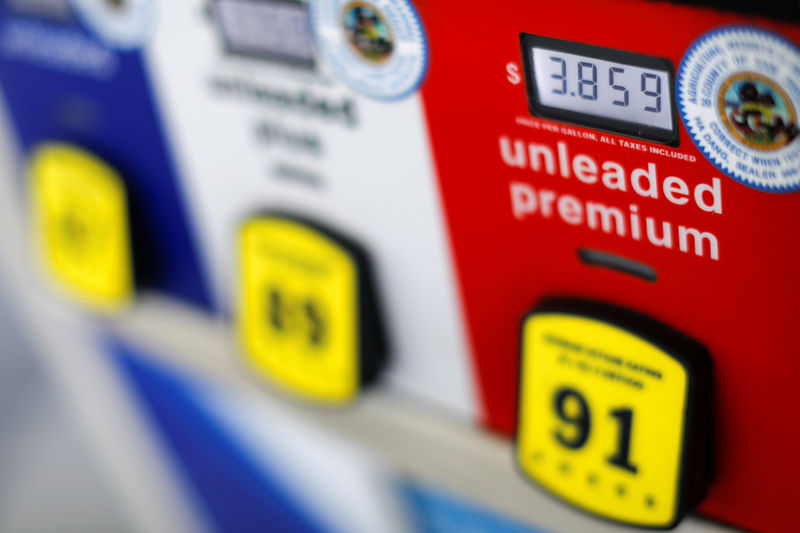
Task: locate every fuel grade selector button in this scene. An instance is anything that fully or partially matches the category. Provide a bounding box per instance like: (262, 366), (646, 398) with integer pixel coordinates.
(29, 143), (134, 312)
(515, 299), (711, 529)
(236, 215), (386, 405)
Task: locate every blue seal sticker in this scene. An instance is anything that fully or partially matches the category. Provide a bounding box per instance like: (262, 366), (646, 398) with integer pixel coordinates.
(678, 26), (800, 192)
(309, 0), (428, 100)
(70, 0), (155, 50)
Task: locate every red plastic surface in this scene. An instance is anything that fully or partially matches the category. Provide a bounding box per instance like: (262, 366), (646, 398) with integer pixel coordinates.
(415, 1), (800, 531)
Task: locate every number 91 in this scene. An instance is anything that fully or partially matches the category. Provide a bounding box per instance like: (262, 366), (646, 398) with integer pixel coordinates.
(553, 387), (638, 474)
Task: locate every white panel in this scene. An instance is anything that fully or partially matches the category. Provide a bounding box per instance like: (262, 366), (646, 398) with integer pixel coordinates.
(143, 1), (478, 417)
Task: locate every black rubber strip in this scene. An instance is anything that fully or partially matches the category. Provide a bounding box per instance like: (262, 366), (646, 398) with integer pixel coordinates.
(577, 248), (657, 282)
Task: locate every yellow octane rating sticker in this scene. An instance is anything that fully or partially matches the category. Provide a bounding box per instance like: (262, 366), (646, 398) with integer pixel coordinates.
(30, 144), (133, 311)
(517, 313), (688, 527)
(237, 217), (359, 404)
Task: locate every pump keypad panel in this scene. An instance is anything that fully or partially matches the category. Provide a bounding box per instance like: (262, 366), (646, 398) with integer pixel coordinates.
(516, 300), (711, 528)
(236, 216), (386, 405)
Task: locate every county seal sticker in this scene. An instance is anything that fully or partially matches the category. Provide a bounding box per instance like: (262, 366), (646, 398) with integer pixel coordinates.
(678, 26), (800, 192)
(309, 0), (428, 100)
(70, 0), (155, 49)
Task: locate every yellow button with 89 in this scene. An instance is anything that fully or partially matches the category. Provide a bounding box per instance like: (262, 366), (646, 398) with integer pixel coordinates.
(236, 215), (386, 405)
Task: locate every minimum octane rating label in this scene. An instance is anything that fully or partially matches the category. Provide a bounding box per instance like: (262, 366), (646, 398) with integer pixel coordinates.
(516, 313), (689, 528)
(30, 144), (133, 311)
(678, 26), (800, 192)
(237, 217), (360, 404)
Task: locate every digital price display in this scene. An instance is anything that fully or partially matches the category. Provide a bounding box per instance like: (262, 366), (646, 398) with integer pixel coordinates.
(213, 0), (315, 65)
(521, 34), (678, 145)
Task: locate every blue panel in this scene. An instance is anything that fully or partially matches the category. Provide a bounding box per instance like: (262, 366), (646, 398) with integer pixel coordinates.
(0, 8), (212, 309)
(110, 339), (329, 533)
(400, 482), (549, 533)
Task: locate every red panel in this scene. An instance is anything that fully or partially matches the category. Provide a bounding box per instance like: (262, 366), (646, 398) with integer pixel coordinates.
(415, 1), (800, 531)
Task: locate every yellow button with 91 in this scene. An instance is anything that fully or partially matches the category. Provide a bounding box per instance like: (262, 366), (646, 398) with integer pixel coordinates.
(516, 299), (711, 529)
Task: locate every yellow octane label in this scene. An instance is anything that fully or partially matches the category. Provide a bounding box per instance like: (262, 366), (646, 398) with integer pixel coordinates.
(237, 217), (359, 404)
(517, 313), (688, 527)
(30, 144), (133, 311)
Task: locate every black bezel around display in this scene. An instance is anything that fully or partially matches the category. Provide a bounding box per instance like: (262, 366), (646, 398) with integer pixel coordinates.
(520, 34), (680, 147)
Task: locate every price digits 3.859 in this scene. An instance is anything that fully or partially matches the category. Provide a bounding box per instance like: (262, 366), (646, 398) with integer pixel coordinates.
(548, 56), (662, 112)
